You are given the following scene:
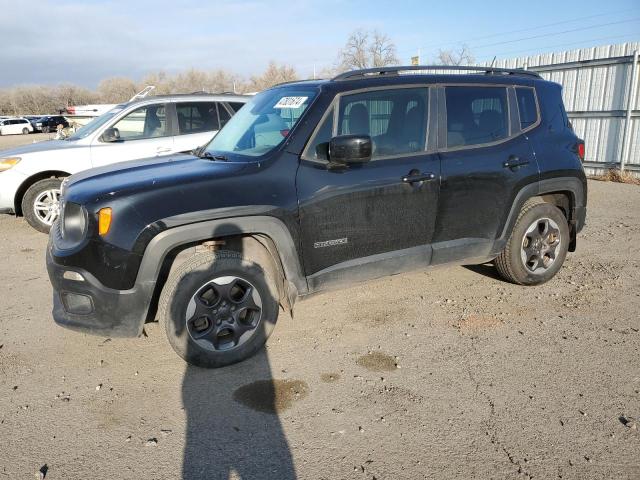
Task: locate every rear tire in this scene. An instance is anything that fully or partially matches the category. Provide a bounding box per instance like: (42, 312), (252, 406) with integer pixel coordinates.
(21, 178), (63, 234)
(159, 250), (280, 368)
(495, 199), (569, 285)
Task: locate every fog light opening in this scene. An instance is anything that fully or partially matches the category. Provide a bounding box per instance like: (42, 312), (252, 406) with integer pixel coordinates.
(60, 292), (94, 315)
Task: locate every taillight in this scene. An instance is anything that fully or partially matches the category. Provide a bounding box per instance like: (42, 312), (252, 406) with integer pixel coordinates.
(576, 142), (585, 161)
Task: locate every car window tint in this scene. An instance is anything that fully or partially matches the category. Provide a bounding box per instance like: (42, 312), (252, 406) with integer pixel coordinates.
(176, 102), (219, 134)
(306, 108), (334, 161)
(217, 104), (231, 128)
(445, 86), (508, 148)
(337, 88), (429, 159)
(516, 87), (538, 129)
(228, 102), (245, 113)
(112, 105), (168, 140)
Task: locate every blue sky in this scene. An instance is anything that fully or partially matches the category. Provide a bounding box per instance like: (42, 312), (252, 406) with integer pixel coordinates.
(0, 0), (638, 88)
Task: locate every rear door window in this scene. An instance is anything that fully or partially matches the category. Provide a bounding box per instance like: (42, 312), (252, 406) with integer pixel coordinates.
(445, 86), (508, 148)
(176, 102), (220, 134)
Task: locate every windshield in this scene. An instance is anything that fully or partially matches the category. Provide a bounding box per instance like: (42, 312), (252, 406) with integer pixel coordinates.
(204, 87), (318, 158)
(66, 105), (126, 141)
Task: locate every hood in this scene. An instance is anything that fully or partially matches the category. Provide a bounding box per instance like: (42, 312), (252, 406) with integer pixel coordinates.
(0, 139), (84, 157)
(65, 153), (249, 205)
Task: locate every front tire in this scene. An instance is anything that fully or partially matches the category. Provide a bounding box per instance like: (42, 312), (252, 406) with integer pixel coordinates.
(21, 178), (63, 234)
(159, 250), (280, 368)
(22, 128), (29, 135)
(495, 199), (570, 285)
(42, 126), (50, 134)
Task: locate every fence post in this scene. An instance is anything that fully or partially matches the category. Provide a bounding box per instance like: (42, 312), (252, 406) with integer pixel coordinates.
(620, 50), (639, 172)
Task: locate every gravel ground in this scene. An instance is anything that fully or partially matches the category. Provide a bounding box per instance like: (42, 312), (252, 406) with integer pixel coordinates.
(0, 132), (55, 150)
(0, 180), (638, 480)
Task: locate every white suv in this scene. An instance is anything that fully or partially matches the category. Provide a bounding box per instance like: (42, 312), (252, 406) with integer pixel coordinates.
(0, 94), (247, 232)
(0, 117), (34, 136)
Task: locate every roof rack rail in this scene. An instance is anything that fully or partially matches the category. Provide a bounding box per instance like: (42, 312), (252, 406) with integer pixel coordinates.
(332, 65), (541, 81)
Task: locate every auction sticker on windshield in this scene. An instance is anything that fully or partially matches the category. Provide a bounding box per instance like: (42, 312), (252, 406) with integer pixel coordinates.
(274, 96), (308, 109)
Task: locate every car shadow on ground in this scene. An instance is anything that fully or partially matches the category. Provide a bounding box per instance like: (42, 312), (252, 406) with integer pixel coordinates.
(463, 262), (508, 282)
(181, 349), (296, 480)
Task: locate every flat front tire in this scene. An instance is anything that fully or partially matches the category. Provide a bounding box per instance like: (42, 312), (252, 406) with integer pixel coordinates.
(159, 250), (280, 368)
(495, 199), (570, 285)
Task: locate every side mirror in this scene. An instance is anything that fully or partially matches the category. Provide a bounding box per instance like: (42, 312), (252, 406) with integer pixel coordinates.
(328, 135), (372, 166)
(101, 127), (121, 143)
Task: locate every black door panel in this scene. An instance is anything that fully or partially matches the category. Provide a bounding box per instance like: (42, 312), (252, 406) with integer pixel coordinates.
(433, 84), (539, 263)
(297, 155), (440, 275)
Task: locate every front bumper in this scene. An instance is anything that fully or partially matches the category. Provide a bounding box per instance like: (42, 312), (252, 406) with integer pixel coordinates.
(47, 242), (151, 337)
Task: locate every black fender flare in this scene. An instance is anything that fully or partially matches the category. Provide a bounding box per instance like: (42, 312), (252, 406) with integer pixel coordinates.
(134, 215), (308, 300)
(495, 177), (587, 253)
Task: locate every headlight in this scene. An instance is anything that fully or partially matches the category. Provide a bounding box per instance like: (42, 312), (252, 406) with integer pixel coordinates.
(61, 202), (87, 244)
(36, 123), (42, 126)
(0, 157), (21, 172)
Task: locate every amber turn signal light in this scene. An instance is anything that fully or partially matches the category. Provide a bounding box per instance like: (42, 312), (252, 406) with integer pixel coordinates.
(98, 208), (112, 236)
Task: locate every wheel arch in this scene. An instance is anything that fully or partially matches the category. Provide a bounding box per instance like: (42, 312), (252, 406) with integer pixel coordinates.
(498, 177), (586, 254)
(14, 170), (70, 216)
(136, 216), (307, 324)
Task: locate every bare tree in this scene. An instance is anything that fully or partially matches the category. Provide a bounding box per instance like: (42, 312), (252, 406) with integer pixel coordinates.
(437, 45), (475, 66)
(97, 77), (139, 103)
(337, 29), (400, 72)
(245, 61), (298, 92)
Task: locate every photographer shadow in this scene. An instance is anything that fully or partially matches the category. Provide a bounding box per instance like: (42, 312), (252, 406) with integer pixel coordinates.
(181, 349), (296, 479)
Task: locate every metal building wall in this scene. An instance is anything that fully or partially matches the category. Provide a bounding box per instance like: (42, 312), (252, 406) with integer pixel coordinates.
(483, 42), (640, 175)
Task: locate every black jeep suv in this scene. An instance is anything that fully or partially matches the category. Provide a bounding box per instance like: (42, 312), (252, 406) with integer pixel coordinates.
(47, 66), (587, 368)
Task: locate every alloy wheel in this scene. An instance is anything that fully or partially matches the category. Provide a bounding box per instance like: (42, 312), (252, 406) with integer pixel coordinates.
(33, 189), (61, 226)
(185, 276), (263, 351)
(520, 217), (562, 273)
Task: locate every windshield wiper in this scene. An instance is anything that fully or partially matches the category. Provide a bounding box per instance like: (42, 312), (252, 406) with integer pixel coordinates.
(199, 151), (228, 162)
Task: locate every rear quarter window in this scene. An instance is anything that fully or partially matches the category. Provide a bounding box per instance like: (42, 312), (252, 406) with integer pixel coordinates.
(515, 87), (538, 129)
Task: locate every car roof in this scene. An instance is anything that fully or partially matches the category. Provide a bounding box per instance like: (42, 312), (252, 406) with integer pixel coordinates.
(277, 65), (547, 92)
(126, 93), (250, 108)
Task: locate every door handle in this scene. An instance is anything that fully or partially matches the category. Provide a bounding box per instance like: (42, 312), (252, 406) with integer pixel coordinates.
(156, 147), (172, 154)
(402, 172), (436, 183)
(503, 156), (530, 169)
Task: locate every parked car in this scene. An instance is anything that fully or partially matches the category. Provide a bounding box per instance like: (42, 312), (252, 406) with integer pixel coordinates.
(30, 115), (69, 133)
(0, 117), (33, 135)
(0, 93), (248, 232)
(47, 66), (587, 368)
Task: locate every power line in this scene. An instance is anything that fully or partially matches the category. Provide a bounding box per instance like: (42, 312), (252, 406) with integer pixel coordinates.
(398, 8), (637, 55)
(471, 17), (640, 50)
(474, 34), (640, 62)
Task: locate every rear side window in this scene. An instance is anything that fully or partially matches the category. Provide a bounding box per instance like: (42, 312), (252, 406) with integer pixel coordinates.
(445, 86), (508, 148)
(217, 104), (231, 128)
(337, 88), (429, 159)
(516, 87), (538, 129)
(176, 102), (220, 134)
(227, 102), (245, 112)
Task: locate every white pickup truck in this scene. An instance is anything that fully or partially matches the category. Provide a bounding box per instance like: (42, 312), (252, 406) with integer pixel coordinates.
(0, 93), (247, 232)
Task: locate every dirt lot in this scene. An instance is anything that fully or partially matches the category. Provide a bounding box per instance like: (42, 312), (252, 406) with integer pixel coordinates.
(0, 132), (55, 150)
(0, 180), (639, 480)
